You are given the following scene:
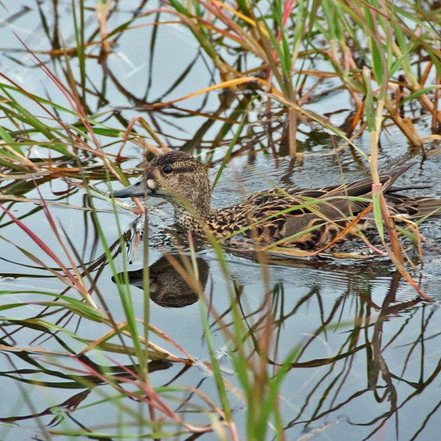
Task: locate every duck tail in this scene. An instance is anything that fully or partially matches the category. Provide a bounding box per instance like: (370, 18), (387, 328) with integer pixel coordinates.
(339, 162), (415, 198)
(380, 162), (416, 192)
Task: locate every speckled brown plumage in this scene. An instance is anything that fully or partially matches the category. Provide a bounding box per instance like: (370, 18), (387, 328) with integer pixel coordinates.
(114, 151), (441, 249)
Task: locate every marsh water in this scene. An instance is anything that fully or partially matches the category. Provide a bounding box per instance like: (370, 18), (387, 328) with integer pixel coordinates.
(1, 3), (441, 441)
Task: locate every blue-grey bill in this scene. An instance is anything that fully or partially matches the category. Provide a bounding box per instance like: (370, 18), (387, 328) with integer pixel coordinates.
(113, 180), (147, 198)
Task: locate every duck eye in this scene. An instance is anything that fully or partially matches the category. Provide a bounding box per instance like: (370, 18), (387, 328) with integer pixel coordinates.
(162, 165), (173, 174)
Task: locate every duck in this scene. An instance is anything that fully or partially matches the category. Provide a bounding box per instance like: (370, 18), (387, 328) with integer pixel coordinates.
(113, 151), (441, 250)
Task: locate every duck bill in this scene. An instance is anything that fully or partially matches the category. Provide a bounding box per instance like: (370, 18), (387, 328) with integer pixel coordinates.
(113, 179), (151, 198)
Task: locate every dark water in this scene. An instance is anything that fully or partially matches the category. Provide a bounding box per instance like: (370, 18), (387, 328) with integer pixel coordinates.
(1, 3), (441, 441)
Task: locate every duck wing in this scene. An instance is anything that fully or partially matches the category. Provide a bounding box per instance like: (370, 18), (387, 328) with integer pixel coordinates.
(284, 162), (414, 199)
(240, 163), (416, 248)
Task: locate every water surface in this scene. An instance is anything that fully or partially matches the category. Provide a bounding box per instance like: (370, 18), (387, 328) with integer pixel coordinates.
(0, 3), (441, 441)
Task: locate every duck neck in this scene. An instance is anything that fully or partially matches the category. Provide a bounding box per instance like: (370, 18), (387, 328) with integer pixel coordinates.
(173, 195), (213, 235)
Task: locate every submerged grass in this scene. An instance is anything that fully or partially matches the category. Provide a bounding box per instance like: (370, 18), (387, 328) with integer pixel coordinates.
(0, 0), (440, 439)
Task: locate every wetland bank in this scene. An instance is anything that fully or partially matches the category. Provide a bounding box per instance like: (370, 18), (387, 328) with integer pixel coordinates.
(1, 2), (441, 441)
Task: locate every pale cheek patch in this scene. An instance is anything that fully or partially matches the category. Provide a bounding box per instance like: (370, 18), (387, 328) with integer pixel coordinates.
(147, 179), (156, 190)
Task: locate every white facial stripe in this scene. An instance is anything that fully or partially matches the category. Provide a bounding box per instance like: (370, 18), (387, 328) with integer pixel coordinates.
(147, 179), (156, 190)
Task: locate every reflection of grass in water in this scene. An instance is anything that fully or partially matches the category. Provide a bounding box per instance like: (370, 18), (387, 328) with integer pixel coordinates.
(0, 185), (437, 440)
(0, 220), (434, 440)
(0, 0), (440, 439)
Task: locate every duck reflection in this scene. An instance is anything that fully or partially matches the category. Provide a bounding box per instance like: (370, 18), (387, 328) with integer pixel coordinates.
(114, 254), (209, 308)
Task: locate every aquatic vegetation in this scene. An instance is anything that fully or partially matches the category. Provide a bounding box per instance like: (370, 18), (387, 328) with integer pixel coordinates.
(0, 1), (441, 440)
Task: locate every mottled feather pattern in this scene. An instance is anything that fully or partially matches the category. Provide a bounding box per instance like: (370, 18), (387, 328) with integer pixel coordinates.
(115, 152), (441, 250)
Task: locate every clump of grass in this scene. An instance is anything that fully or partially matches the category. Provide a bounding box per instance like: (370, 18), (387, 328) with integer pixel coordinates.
(163, 1), (441, 150)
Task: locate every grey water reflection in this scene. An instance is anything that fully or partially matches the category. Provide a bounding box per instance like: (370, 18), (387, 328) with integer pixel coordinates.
(212, 261), (440, 441)
(110, 225), (441, 440)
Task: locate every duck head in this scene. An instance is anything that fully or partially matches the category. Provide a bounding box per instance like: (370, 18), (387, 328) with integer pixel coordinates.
(114, 151), (211, 215)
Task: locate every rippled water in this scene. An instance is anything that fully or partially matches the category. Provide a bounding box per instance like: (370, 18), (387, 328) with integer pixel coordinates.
(1, 3), (441, 441)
